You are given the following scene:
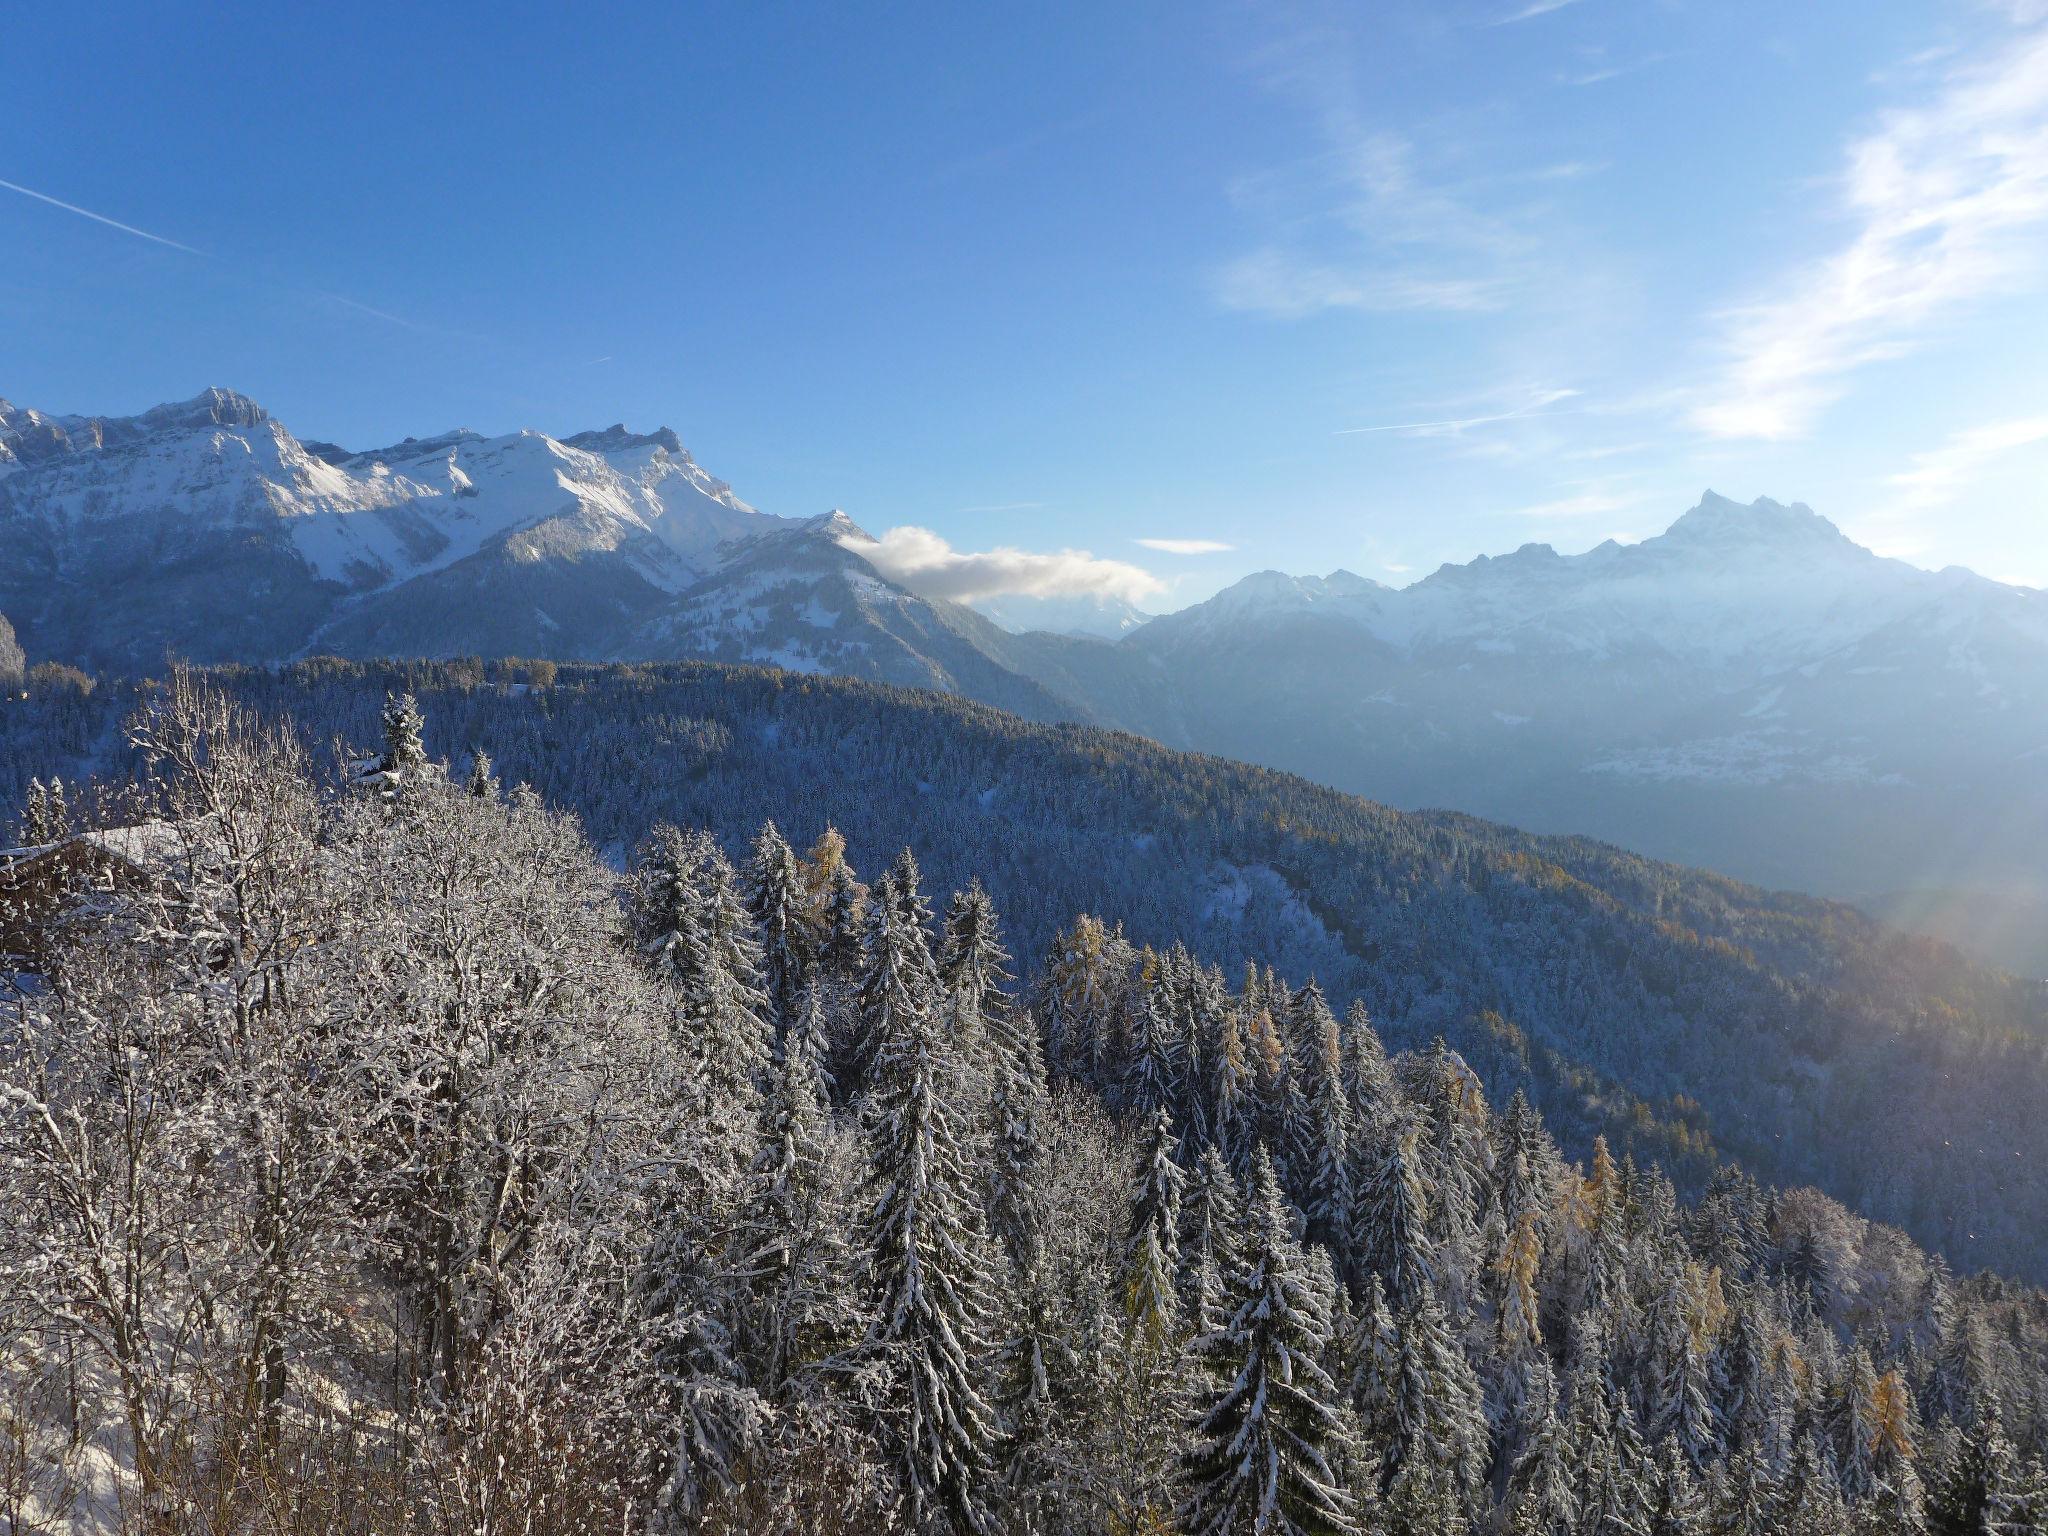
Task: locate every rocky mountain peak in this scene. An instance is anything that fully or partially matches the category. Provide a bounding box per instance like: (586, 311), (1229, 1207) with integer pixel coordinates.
(561, 423), (685, 456)
(1661, 490), (1855, 553)
(138, 387), (270, 433)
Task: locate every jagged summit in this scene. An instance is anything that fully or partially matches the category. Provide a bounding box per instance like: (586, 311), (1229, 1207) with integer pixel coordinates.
(561, 423), (685, 455)
(1661, 490), (1855, 551)
(137, 386), (270, 432)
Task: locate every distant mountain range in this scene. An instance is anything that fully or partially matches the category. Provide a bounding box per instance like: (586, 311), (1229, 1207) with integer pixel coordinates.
(4, 388), (2044, 965)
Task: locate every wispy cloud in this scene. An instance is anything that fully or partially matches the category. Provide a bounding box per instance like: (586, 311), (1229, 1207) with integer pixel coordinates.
(1135, 537), (1234, 554)
(0, 175), (203, 255)
(840, 525), (1165, 604)
(1885, 413), (2048, 511)
(1556, 54), (1670, 87)
(1212, 27), (1542, 320)
(1490, 0), (1585, 24)
(1692, 24), (2048, 439)
(1217, 247), (1509, 316)
(1337, 387), (1582, 437)
(1508, 490), (1635, 518)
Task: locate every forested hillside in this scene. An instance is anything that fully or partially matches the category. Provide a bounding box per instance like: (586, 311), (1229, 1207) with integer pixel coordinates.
(2, 673), (2043, 1532)
(4, 660), (2044, 1287)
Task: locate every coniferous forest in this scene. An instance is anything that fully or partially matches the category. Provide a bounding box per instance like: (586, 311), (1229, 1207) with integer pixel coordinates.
(2, 669), (2046, 1533)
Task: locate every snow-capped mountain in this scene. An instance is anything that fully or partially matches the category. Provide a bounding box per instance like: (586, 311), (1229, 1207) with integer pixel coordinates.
(1114, 493), (2048, 949)
(969, 591), (1153, 640)
(6, 395), (2042, 957)
(0, 386), (1135, 725)
(0, 388), (811, 667)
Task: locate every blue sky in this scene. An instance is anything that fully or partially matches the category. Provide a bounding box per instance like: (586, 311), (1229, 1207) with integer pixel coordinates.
(5, 0), (2047, 609)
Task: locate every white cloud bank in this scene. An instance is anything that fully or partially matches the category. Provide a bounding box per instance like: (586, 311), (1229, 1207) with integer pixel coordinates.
(841, 525), (1166, 604)
(1692, 24), (2048, 439)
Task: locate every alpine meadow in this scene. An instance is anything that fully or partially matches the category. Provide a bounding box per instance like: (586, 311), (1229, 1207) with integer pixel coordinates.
(6, 2), (2048, 1533)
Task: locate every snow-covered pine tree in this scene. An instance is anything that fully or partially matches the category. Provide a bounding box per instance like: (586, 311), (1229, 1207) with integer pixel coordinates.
(463, 748), (498, 800)
(889, 846), (939, 953)
(1125, 1107), (1186, 1351)
(849, 873), (939, 1099)
(1180, 1146), (1360, 1536)
(1930, 1306), (1988, 1433)
(1180, 1143), (1248, 1338)
(1647, 1263), (1718, 1469)
(859, 958), (1001, 1535)
(1646, 1438), (1704, 1535)
(1773, 1434), (1851, 1536)
(1707, 1443), (1777, 1535)
(732, 1024), (854, 1393)
(1507, 1387), (1577, 1536)
(745, 819), (823, 1032)
(1344, 1271), (1402, 1471)
(982, 1001), (1049, 1275)
(17, 776), (53, 844)
(382, 690), (428, 774)
(1123, 978), (1184, 1121)
(1294, 1000), (1352, 1255)
(1354, 1125), (1434, 1315)
(1832, 1344), (1882, 1501)
(634, 825), (774, 1105)
(1386, 1287), (1488, 1518)
(939, 879), (1014, 1022)
(820, 854), (868, 983)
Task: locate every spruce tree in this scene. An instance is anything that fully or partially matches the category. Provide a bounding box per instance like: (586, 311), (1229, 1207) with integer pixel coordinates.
(1508, 1391), (1577, 1536)
(1647, 1265), (1717, 1469)
(18, 777), (55, 844)
(849, 873), (937, 1097)
(635, 825), (773, 1104)
(381, 690), (428, 774)
(1125, 1107), (1186, 1350)
(982, 999), (1048, 1274)
(745, 819), (822, 1032)
(1354, 1126), (1434, 1314)
(1295, 1001), (1352, 1255)
(732, 1025), (852, 1392)
(938, 879), (1014, 1020)
(1709, 1444), (1776, 1536)
(820, 856), (867, 983)
(1180, 1144), (1247, 1337)
(860, 967), (1000, 1534)
(1124, 980), (1184, 1120)
(1386, 1287), (1487, 1518)
(1180, 1147), (1360, 1536)
(1211, 1008), (1259, 1183)
(1647, 1439), (1704, 1535)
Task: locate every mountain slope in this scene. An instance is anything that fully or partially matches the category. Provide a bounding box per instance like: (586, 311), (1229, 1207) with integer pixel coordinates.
(6, 658), (2046, 1279)
(7, 390), (2043, 952)
(1115, 494), (2048, 947)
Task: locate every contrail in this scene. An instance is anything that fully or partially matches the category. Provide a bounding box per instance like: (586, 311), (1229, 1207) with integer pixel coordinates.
(1336, 406), (1583, 435)
(0, 175), (204, 256)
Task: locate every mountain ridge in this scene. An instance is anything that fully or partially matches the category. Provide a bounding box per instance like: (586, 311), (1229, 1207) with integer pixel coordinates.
(5, 389), (2044, 954)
